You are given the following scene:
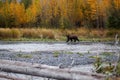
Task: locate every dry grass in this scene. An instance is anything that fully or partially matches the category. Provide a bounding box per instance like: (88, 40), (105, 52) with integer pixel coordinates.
(0, 28), (21, 39)
(106, 29), (120, 37)
(11, 28), (21, 38)
(40, 29), (55, 39)
(21, 29), (40, 38)
(89, 29), (106, 38)
(76, 27), (89, 37)
(0, 28), (119, 40)
(21, 28), (56, 39)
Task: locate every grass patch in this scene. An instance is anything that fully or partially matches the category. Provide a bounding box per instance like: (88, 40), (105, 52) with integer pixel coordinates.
(89, 56), (98, 59)
(53, 51), (60, 57)
(100, 52), (113, 56)
(76, 52), (83, 56)
(64, 51), (73, 54)
(17, 54), (32, 58)
(93, 53), (120, 79)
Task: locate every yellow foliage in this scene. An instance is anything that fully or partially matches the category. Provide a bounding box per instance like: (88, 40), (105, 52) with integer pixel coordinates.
(0, 0), (119, 28)
(10, 2), (26, 25)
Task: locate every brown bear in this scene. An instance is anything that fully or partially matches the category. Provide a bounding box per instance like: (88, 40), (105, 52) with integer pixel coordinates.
(66, 35), (79, 42)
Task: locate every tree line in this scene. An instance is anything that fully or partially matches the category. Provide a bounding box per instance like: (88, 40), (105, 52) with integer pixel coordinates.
(0, 0), (119, 29)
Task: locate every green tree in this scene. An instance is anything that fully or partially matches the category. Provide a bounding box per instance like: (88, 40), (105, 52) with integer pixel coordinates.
(21, 0), (32, 9)
(107, 0), (120, 28)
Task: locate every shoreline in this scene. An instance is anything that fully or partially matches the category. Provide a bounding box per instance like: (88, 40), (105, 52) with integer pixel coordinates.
(0, 40), (115, 44)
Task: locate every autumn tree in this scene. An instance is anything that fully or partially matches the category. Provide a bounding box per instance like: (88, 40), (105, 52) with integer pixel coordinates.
(10, 0), (26, 27)
(0, 0), (11, 27)
(0, 0), (119, 29)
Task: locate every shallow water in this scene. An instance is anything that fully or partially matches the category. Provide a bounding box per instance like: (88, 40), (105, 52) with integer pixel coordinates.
(0, 42), (119, 53)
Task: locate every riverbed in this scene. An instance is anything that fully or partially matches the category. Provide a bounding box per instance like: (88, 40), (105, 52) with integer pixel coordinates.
(0, 41), (120, 73)
(0, 41), (119, 52)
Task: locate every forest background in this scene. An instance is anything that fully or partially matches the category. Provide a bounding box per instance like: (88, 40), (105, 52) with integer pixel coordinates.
(0, 0), (120, 41)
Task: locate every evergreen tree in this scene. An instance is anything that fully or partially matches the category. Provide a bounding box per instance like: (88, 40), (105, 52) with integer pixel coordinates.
(107, 0), (120, 28)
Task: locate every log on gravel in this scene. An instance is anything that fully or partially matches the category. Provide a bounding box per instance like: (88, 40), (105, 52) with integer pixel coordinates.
(0, 60), (106, 80)
(0, 74), (25, 80)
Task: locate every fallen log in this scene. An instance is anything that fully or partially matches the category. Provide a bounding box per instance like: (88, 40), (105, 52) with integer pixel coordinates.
(0, 59), (59, 69)
(0, 74), (25, 80)
(0, 60), (106, 80)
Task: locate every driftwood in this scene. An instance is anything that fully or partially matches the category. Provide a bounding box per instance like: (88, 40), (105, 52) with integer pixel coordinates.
(0, 74), (25, 80)
(0, 59), (59, 69)
(0, 60), (106, 80)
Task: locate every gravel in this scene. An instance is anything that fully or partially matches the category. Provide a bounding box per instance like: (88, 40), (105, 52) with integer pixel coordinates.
(0, 50), (118, 68)
(0, 42), (119, 68)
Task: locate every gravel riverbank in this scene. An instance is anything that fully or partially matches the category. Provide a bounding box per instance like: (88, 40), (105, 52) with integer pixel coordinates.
(0, 42), (119, 68)
(0, 50), (118, 68)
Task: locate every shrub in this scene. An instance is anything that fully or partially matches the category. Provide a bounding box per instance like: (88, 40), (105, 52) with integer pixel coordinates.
(116, 63), (120, 76)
